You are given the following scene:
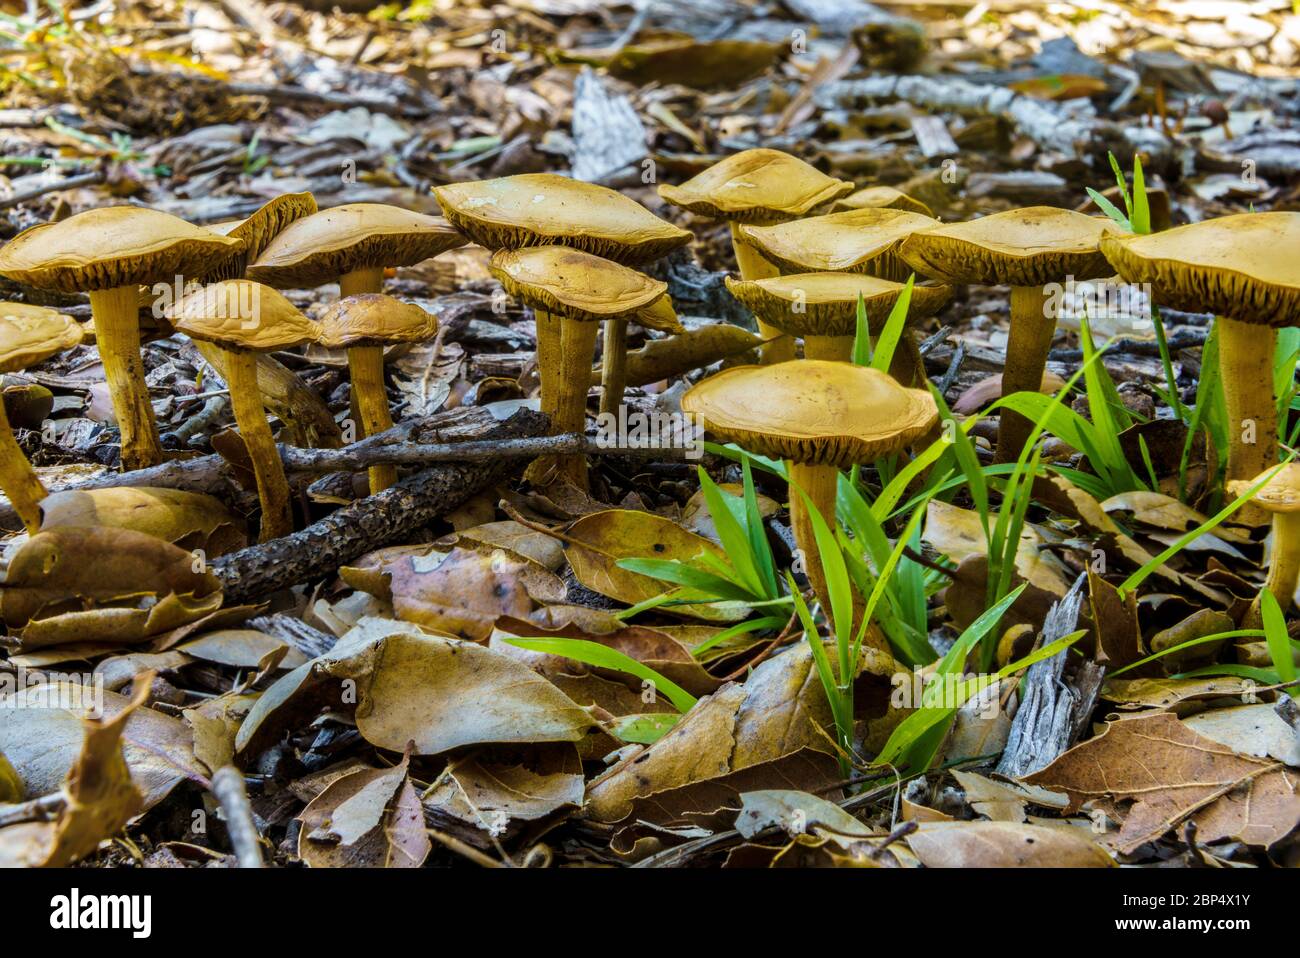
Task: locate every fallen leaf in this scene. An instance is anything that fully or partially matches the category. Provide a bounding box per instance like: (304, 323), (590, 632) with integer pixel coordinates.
(906, 821), (1114, 867)
(298, 755), (430, 868)
(38, 486), (248, 556)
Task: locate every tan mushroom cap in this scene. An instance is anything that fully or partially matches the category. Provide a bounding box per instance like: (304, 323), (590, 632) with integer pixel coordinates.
(899, 206), (1118, 287)
(658, 148), (853, 224)
(166, 280), (319, 351)
(0, 303), (83, 372)
(631, 295), (685, 334)
(317, 294), (439, 349)
(725, 273), (952, 338)
(833, 185), (933, 217)
(0, 207), (244, 294)
(433, 173), (691, 265)
(206, 192), (319, 280)
(1228, 462), (1300, 514)
(739, 207), (938, 279)
(246, 203), (467, 288)
(681, 360), (938, 468)
(489, 246), (670, 323)
(1101, 212), (1300, 327)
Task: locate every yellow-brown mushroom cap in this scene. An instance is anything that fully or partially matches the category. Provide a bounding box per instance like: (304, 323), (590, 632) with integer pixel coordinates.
(833, 185), (933, 217)
(739, 207), (938, 280)
(489, 246), (670, 323)
(631, 296), (685, 334)
(681, 360), (938, 468)
(1101, 212), (1300, 327)
(165, 281), (319, 351)
(246, 203), (467, 289)
(205, 192), (319, 281)
(657, 148), (853, 224)
(0, 303), (83, 372)
(898, 206), (1118, 287)
(0, 207), (244, 294)
(433, 173), (690, 265)
(316, 294), (439, 349)
(1227, 462), (1300, 514)
(725, 273), (952, 338)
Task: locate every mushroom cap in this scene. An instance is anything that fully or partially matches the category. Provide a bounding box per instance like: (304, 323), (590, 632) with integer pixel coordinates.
(205, 192), (319, 281)
(631, 295), (685, 334)
(489, 246), (670, 323)
(833, 185), (933, 217)
(0, 303), (83, 373)
(433, 173), (690, 265)
(1101, 212), (1300, 327)
(317, 294), (439, 348)
(0, 207), (244, 294)
(1228, 462), (1300, 514)
(658, 149), (853, 225)
(681, 360), (938, 468)
(724, 273), (952, 337)
(165, 281), (319, 351)
(898, 206), (1118, 287)
(739, 207), (938, 279)
(246, 203), (467, 289)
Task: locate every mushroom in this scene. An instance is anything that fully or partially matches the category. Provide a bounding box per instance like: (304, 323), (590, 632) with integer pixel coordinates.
(658, 149), (854, 364)
(0, 207), (243, 470)
(1102, 212), (1300, 506)
(832, 185), (934, 216)
(0, 303), (82, 532)
(166, 281), (320, 541)
(316, 294), (439, 493)
(204, 192), (319, 281)
(681, 360), (937, 625)
(247, 202), (466, 298)
(724, 272), (951, 378)
(899, 207), (1118, 462)
(1228, 463), (1300, 627)
(433, 174), (690, 418)
(488, 245), (672, 490)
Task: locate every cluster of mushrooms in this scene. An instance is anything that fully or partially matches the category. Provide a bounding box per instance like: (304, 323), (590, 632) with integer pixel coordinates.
(1, 148), (1298, 626)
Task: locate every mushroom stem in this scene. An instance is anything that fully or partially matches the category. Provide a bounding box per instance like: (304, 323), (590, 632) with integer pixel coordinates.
(995, 284), (1054, 463)
(88, 285), (163, 471)
(0, 394), (46, 534)
(339, 266), (385, 298)
(535, 310), (562, 416)
(599, 318), (628, 416)
(787, 461), (846, 625)
(223, 348), (293, 541)
(550, 320), (599, 489)
(1218, 315), (1278, 492)
(1260, 510), (1300, 621)
(803, 335), (853, 362)
(348, 345), (396, 493)
(730, 224), (795, 365)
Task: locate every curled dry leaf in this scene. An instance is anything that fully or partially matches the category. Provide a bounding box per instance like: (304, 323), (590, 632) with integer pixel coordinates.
(0, 527), (224, 651)
(563, 509), (748, 622)
(1024, 711), (1300, 853)
(38, 486), (249, 556)
(736, 789), (877, 844)
(681, 482), (778, 545)
(298, 755), (430, 868)
(236, 616), (594, 759)
(439, 520), (565, 571)
(1101, 675), (1265, 711)
(905, 821), (1115, 867)
(177, 629), (309, 670)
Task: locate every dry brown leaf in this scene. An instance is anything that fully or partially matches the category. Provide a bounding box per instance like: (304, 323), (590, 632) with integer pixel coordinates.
(906, 821), (1114, 867)
(297, 755), (430, 868)
(38, 486), (248, 556)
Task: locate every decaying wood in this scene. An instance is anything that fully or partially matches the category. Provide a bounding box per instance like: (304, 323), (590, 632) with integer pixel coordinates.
(996, 574), (1102, 780)
(211, 409), (550, 601)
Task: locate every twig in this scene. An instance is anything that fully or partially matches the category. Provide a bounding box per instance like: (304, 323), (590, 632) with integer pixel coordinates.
(0, 171), (104, 209)
(0, 791), (65, 828)
(210, 766), (264, 868)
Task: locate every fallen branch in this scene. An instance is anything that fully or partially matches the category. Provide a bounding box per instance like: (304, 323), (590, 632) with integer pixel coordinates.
(210, 766), (263, 868)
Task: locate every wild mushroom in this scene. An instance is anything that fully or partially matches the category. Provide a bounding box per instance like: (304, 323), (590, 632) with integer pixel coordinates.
(433, 174), (690, 418)
(1102, 212), (1300, 504)
(1228, 462), (1300, 627)
(724, 273), (951, 380)
(317, 294), (439, 493)
(899, 207), (1118, 462)
(658, 149), (854, 364)
(247, 202), (466, 298)
(832, 185), (934, 216)
(598, 295), (684, 417)
(204, 192), (319, 281)
(0, 207), (243, 470)
(166, 281), (320, 541)
(0, 303), (82, 533)
(488, 245), (672, 490)
(681, 360), (937, 626)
